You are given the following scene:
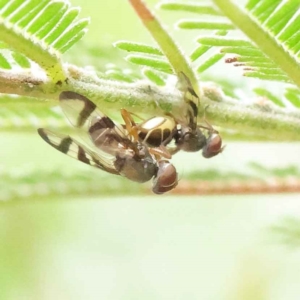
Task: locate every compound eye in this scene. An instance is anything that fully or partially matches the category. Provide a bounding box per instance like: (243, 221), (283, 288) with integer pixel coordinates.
(152, 160), (178, 194)
(202, 133), (223, 158)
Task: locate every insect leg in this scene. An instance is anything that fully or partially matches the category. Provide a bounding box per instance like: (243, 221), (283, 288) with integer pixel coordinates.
(120, 109), (140, 142)
(149, 145), (172, 160)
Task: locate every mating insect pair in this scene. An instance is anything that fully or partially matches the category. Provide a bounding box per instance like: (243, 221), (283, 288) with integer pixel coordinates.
(38, 91), (178, 194)
(38, 73), (223, 194)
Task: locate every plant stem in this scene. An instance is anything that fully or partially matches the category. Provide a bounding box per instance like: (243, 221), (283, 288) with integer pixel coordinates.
(1, 65), (300, 141)
(128, 0), (200, 96)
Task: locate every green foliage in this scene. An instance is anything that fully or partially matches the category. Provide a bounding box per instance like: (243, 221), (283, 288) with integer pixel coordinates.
(252, 88), (285, 108)
(0, 0), (89, 81)
(186, 163), (300, 181)
(0, 165), (141, 202)
(116, 0), (300, 109)
(0, 2), (300, 297)
(0, 0), (300, 200)
(285, 88), (300, 108)
(0, 96), (67, 130)
(2, 161), (300, 202)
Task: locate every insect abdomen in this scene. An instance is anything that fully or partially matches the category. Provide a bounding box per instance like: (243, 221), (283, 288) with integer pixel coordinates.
(138, 128), (171, 147)
(138, 117), (176, 147)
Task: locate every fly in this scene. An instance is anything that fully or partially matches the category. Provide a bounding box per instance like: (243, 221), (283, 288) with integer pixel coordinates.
(120, 72), (224, 158)
(38, 91), (178, 194)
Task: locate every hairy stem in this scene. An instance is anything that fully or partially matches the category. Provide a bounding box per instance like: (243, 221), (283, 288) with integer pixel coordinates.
(1, 65), (300, 141)
(128, 0), (200, 96)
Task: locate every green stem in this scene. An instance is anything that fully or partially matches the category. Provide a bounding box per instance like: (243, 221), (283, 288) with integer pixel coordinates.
(1, 65), (300, 141)
(128, 0), (200, 96)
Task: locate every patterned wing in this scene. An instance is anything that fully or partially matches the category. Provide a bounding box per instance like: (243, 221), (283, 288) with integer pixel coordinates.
(59, 91), (130, 154)
(177, 72), (200, 130)
(38, 128), (119, 175)
(59, 91), (99, 128)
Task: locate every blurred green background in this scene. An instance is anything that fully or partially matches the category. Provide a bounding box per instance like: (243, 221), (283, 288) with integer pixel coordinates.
(1, 0), (300, 299)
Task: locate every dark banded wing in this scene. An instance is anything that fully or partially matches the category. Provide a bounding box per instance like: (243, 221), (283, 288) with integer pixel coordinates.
(59, 91), (130, 153)
(38, 128), (119, 175)
(59, 91), (100, 128)
(177, 72), (199, 130)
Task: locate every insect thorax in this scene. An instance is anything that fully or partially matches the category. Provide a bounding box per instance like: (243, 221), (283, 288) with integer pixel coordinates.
(114, 154), (158, 183)
(175, 125), (207, 152)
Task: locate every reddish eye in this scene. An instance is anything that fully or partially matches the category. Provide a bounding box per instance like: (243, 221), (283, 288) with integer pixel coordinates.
(152, 160), (178, 194)
(202, 133), (223, 158)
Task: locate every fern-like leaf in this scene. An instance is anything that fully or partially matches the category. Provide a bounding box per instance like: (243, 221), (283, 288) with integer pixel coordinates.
(158, 0), (300, 88)
(115, 2), (299, 85)
(0, 0), (89, 81)
(1, 0), (300, 141)
(285, 87), (300, 108)
(114, 0), (300, 112)
(213, 0), (300, 87)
